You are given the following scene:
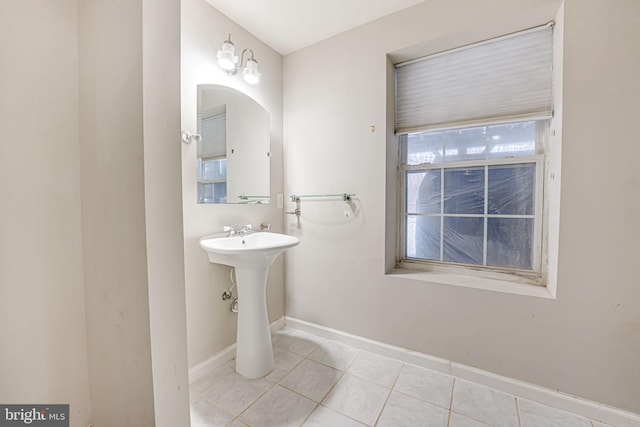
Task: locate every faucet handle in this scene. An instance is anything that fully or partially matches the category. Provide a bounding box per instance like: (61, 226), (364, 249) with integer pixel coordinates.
(222, 224), (252, 236)
(223, 224), (252, 236)
(223, 225), (241, 235)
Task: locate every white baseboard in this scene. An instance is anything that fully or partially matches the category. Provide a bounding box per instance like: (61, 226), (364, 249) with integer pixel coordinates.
(285, 316), (640, 427)
(188, 316), (286, 384)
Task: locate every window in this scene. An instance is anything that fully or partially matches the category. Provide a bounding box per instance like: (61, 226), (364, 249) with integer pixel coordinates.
(400, 120), (546, 278)
(394, 24), (554, 286)
(197, 111), (227, 203)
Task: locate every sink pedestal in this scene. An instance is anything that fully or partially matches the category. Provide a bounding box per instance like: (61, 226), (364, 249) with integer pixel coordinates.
(198, 232), (299, 379)
(234, 265), (274, 378)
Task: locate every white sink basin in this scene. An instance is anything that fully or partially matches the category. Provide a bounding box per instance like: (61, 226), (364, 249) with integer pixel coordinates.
(199, 231), (299, 378)
(199, 232), (299, 268)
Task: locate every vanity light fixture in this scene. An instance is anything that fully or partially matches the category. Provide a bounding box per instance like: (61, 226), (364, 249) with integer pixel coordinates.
(216, 34), (262, 85)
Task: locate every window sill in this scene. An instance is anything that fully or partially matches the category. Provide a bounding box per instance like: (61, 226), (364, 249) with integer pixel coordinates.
(386, 268), (556, 299)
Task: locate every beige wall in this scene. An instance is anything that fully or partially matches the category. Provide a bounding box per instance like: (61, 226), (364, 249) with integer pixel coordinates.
(0, 1), (91, 426)
(78, 0), (156, 424)
(181, 0), (285, 369)
(142, 0), (191, 425)
(283, 0), (640, 414)
(2, 0), (637, 424)
(1, 1), (189, 425)
(79, 0), (189, 425)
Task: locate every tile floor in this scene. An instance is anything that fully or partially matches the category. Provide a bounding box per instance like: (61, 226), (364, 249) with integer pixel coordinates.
(190, 328), (618, 427)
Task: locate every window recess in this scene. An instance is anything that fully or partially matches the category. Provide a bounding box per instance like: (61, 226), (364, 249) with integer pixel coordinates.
(394, 23), (554, 285)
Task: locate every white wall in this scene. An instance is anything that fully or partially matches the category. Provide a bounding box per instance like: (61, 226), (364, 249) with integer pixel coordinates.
(0, 2), (91, 426)
(283, 0), (640, 414)
(181, 0), (284, 369)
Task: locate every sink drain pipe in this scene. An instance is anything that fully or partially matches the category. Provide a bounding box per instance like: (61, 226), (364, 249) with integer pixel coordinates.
(221, 268), (239, 313)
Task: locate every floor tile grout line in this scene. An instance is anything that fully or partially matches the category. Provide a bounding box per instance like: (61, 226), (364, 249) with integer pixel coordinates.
(515, 396), (522, 427)
(190, 387), (237, 425)
(299, 340), (348, 399)
(271, 348), (308, 385)
(304, 349), (360, 373)
(201, 334), (452, 426)
(372, 382), (394, 427)
(275, 332), (353, 408)
(298, 402), (321, 427)
(388, 361), (405, 393)
(238, 383), (321, 426)
(387, 377), (455, 412)
(372, 363), (405, 426)
(346, 354), (404, 389)
(282, 328), (630, 426)
(232, 383), (274, 425)
(236, 340), (323, 425)
(278, 370), (344, 405)
(317, 369), (346, 406)
(261, 332), (455, 424)
(197, 329), (604, 427)
(216, 360), (276, 424)
(447, 378), (457, 427)
(316, 381), (350, 423)
(307, 340), (361, 372)
(315, 402), (373, 426)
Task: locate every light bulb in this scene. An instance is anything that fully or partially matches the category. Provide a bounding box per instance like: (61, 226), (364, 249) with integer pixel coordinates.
(242, 58), (261, 84)
(216, 41), (237, 71)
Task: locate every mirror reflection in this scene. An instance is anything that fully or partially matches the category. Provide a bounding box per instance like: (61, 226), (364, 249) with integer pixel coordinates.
(197, 85), (270, 204)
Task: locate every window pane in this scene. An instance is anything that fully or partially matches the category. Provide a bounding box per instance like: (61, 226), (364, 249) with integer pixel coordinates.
(197, 182), (212, 203)
(443, 126), (487, 162)
(406, 132), (444, 165)
(403, 121), (538, 165)
(488, 164), (535, 215)
(213, 182), (227, 204)
(202, 159), (227, 181)
(406, 171), (441, 214)
(487, 218), (533, 269)
(406, 216), (440, 260)
(444, 167), (484, 214)
(198, 182), (227, 204)
(443, 217), (483, 264)
(400, 120), (545, 273)
(487, 121), (536, 158)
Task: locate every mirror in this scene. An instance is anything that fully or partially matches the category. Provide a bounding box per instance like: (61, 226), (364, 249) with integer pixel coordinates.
(197, 84), (270, 204)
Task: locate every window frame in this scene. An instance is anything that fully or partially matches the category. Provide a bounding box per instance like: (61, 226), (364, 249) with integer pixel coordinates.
(197, 108), (228, 203)
(385, 9), (564, 298)
(197, 157), (228, 202)
(396, 120), (549, 287)
(197, 156), (227, 185)
(391, 24), (555, 289)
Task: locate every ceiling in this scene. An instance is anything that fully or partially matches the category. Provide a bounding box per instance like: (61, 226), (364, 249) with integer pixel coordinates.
(204, 0), (426, 56)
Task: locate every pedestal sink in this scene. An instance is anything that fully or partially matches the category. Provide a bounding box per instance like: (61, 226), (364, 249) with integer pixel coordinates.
(199, 232), (299, 378)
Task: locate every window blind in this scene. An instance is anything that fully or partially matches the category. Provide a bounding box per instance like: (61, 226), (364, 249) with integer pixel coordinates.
(198, 112), (226, 159)
(395, 24), (553, 135)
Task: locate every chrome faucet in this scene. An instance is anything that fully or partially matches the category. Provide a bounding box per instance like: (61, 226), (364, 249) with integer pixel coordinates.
(224, 224), (252, 236)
